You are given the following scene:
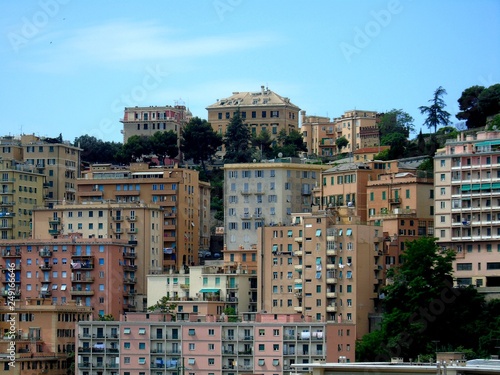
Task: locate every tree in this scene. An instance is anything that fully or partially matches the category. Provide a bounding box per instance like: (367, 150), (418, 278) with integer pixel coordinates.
(377, 109), (415, 140)
(419, 86), (451, 133)
(251, 129), (274, 160)
(74, 135), (123, 164)
(119, 135), (152, 162)
(478, 83), (500, 118)
(417, 129), (426, 154)
(223, 109), (253, 163)
(151, 131), (178, 165)
(274, 129), (308, 157)
(456, 85), (486, 129)
(335, 136), (349, 152)
(181, 117), (222, 172)
(383, 132), (408, 160)
(148, 296), (178, 321)
(98, 314), (115, 321)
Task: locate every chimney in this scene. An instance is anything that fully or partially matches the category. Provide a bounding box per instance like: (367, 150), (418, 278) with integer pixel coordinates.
(261, 85), (265, 94)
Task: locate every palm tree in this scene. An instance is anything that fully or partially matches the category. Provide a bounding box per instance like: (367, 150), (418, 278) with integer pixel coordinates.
(419, 86), (451, 133)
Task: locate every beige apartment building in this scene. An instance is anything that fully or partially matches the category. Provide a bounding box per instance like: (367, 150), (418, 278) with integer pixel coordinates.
(258, 208), (382, 348)
(223, 160), (328, 252)
(0, 134), (81, 206)
(314, 160), (434, 286)
(120, 104), (191, 163)
(76, 163), (211, 271)
(300, 110), (380, 156)
(0, 159), (45, 240)
(32, 202), (163, 306)
(435, 131), (500, 296)
(0, 298), (92, 375)
(207, 86), (300, 147)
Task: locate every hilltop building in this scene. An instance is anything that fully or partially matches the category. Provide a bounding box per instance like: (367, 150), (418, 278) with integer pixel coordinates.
(207, 86), (300, 155)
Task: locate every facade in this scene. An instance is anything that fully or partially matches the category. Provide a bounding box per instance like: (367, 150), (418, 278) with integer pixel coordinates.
(76, 163), (211, 271)
(120, 104), (191, 146)
(223, 161), (328, 251)
(0, 298), (92, 375)
(258, 208), (380, 347)
(300, 110), (380, 156)
(206, 86), (300, 150)
(0, 159), (45, 240)
(32, 202), (163, 307)
(0, 235), (139, 317)
(76, 312), (351, 375)
(0, 134), (81, 206)
(435, 131), (500, 296)
(353, 145), (390, 162)
(148, 254), (258, 315)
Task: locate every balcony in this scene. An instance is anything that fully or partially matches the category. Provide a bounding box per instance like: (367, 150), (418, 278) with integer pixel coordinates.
(0, 190), (15, 195)
(126, 216), (137, 221)
(240, 213), (252, 220)
(389, 197), (401, 204)
(71, 276), (95, 283)
(123, 251), (137, 259)
(1, 250), (21, 257)
(180, 283), (189, 289)
(48, 228), (61, 235)
(72, 252), (93, 258)
(113, 228), (123, 234)
(1, 289), (20, 298)
(0, 201), (15, 206)
(294, 264), (302, 271)
(112, 216), (123, 222)
(326, 264), (336, 270)
(123, 264), (138, 271)
(70, 288), (94, 296)
(126, 228), (138, 234)
(48, 217), (60, 224)
(123, 277), (137, 284)
(293, 250), (303, 257)
(326, 277), (338, 284)
(39, 263), (52, 271)
(39, 249), (52, 257)
(326, 249), (337, 256)
(326, 304), (337, 312)
(294, 306), (303, 312)
(71, 262), (94, 270)
(40, 290), (52, 298)
(294, 236), (303, 243)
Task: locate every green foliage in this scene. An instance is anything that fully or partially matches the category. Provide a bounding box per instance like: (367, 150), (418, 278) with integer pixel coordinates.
(419, 86), (451, 133)
(382, 132), (408, 159)
(119, 135), (152, 162)
(223, 109), (253, 163)
(251, 129), (274, 160)
(98, 314), (115, 321)
(151, 130), (178, 164)
(181, 117), (222, 171)
(335, 136), (349, 152)
(223, 306), (238, 322)
(148, 296), (178, 320)
(478, 83), (500, 117)
(273, 129), (308, 157)
(373, 148), (389, 160)
(456, 85), (486, 128)
(74, 135), (123, 164)
(358, 236), (500, 361)
(378, 109), (415, 139)
(417, 158), (433, 172)
(486, 114), (500, 131)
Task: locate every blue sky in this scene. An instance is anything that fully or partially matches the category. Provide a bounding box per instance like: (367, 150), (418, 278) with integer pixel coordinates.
(1, 0), (499, 142)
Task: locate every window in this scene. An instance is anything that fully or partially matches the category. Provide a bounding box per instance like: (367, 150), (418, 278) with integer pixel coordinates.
(258, 359), (265, 366)
(138, 328), (146, 335)
(124, 342), (130, 349)
(123, 328), (131, 334)
(208, 358), (215, 365)
(208, 343), (215, 351)
(139, 342), (146, 349)
(259, 329), (265, 336)
(208, 329), (214, 336)
(124, 357), (130, 364)
(138, 357), (146, 365)
(259, 344), (265, 351)
(188, 329), (195, 336)
(189, 343), (195, 350)
(273, 329), (280, 336)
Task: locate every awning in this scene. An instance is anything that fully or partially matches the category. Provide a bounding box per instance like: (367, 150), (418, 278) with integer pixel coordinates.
(315, 229), (322, 237)
(199, 288), (220, 293)
(493, 183), (500, 189)
(461, 184), (471, 191)
(481, 183), (491, 190)
(294, 284), (303, 289)
(346, 229), (352, 236)
(471, 184), (481, 191)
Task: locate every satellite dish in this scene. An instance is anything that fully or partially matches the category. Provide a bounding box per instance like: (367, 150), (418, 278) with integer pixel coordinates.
(278, 152), (283, 158)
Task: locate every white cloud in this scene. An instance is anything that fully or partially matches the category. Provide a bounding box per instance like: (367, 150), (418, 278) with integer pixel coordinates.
(23, 19), (277, 72)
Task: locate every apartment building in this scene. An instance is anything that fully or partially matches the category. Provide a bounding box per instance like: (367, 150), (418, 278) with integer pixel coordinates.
(0, 159), (45, 239)
(120, 104), (191, 145)
(207, 86), (300, 145)
(435, 131), (500, 296)
(0, 235), (139, 317)
(0, 134), (81, 206)
(75, 311), (352, 375)
(314, 160), (434, 285)
(258, 208), (380, 348)
(76, 163), (211, 271)
(0, 298), (92, 375)
(300, 110), (380, 156)
(32, 202), (163, 307)
(148, 259), (256, 316)
(223, 160), (328, 252)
